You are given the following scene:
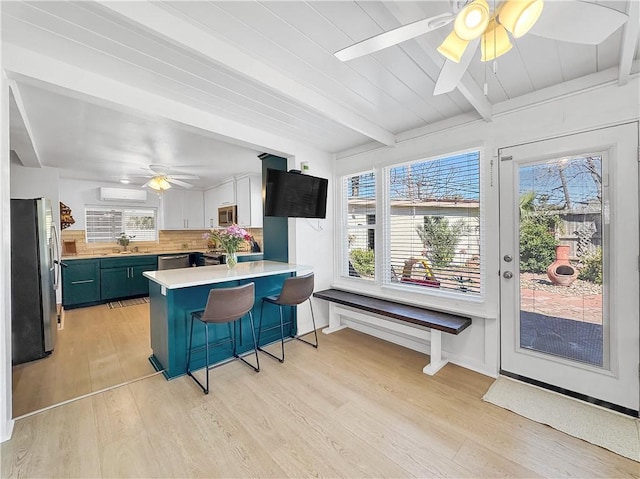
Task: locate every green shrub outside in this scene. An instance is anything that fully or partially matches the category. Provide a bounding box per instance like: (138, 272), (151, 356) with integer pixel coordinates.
(519, 217), (558, 273)
(578, 247), (602, 284)
(416, 216), (466, 269)
(350, 249), (375, 277)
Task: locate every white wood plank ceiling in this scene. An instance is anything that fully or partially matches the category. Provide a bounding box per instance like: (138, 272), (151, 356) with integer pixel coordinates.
(2, 1), (638, 185)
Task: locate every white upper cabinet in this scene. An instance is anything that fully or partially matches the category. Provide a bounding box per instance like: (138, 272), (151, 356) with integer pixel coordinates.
(204, 187), (218, 229)
(217, 180), (235, 206)
(236, 175), (263, 228)
(161, 189), (204, 230)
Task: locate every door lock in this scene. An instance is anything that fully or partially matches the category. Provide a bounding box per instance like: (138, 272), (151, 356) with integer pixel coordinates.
(503, 271), (513, 279)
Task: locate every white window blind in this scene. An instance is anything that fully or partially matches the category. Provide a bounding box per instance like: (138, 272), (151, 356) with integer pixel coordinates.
(385, 151), (481, 295)
(85, 207), (157, 243)
(343, 172), (376, 280)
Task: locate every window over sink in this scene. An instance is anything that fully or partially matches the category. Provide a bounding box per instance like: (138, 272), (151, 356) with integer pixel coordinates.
(85, 207), (158, 243)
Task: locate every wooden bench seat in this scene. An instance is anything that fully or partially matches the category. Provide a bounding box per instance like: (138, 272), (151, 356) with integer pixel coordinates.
(313, 288), (472, 375)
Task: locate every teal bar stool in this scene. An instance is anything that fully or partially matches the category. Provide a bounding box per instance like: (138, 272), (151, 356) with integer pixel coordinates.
(257, 272), (317, 362)
(186, 282), (260, 394)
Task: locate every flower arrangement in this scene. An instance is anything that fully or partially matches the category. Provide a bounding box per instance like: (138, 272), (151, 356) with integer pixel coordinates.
(117, 233), (135, 250)
(203, 224), (251, 268)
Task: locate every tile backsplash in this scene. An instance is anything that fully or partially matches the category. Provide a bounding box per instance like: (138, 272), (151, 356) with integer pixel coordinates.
(61, 228), (263, 256)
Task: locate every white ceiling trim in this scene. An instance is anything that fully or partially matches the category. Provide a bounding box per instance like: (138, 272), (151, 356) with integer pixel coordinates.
(2, 43), (324, 159)
(493, 62), (639, 117)
(383, 2), (492, 121)
(8, 80), (41, 167)
(618, 0), (639, 86)
(97, 1), (397, 147)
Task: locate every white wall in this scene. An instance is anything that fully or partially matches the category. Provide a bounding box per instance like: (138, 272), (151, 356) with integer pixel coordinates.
(333, 77), (640, 377)
(58, 178), (161, 231)
(10, 162), (61, 228)
(1, 71), (15, 442)
(287, 148), (334, 334)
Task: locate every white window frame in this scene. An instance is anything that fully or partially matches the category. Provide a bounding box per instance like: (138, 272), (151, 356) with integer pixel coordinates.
(341, 170), (377, 282)
(85, 205), (158, 243)
(382, 148), (484, 299)
(338, 147), (485, 304)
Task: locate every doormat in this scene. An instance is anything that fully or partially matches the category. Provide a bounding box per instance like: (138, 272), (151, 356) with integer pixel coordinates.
(107, 297), (150, 309)
(483, 376), (639, 461)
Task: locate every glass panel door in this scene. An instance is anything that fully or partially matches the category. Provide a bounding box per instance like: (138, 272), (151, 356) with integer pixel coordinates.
(499, 123), (639, 413)
(518, 155), (606, 368)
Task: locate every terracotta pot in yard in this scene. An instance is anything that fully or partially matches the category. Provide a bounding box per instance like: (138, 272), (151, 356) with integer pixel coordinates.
(547, 244), (578, 287)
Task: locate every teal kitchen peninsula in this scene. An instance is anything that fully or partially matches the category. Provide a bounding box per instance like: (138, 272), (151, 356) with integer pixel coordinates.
(143, 261), (312, 379)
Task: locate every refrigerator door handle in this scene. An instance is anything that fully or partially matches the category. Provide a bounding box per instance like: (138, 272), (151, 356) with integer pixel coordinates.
(51, 224), (61, 290)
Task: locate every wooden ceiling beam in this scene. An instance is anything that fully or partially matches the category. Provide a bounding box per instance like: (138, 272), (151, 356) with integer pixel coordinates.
(618, 1), (639, 86)
(8, 81), (41, 168)
(384, 2), (492, 122)
(97, 1), (396, 147)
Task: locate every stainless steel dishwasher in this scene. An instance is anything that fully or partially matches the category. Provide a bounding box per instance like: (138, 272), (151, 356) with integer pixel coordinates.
(158, 254), (190, 270)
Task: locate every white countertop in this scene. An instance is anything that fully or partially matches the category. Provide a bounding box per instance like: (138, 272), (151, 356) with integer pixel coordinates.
(62, 251), (262, 260)
(143, 260), (312, 290)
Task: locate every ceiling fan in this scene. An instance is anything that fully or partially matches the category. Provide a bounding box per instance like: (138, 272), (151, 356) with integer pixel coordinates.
(123, 164), (200, 191)
(334, 0), (629, 95)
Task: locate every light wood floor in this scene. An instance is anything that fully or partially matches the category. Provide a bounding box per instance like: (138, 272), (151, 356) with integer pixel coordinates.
(3, 328), (637, 478)
(11, 303), (156, 417)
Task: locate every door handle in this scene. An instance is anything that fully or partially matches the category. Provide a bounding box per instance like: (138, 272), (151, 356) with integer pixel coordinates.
(503, 271), (513, 279)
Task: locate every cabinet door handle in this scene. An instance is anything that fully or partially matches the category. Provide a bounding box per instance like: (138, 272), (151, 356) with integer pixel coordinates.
(71, 279), (94, 284)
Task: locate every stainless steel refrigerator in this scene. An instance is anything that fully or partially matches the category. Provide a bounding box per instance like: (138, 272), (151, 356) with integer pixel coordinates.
(11, 198), (60, 365)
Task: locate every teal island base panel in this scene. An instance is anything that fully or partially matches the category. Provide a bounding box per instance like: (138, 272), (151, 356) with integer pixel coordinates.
(148, 273), (296, 379)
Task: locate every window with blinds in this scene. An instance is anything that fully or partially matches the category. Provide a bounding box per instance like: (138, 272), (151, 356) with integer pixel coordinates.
(343, 172), (376, 280)
(385, 151), (481, 295)
(85, 207), (157, 243)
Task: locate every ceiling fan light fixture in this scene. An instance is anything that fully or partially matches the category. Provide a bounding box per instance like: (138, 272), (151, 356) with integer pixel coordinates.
(454, 0), (490, 40)
(498, 0), (544, 38)
(148, 176), (171, 191)
(437, 30), (470, 63)
(481, 20), (513, 61)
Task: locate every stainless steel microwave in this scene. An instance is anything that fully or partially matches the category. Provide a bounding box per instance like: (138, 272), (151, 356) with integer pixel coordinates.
(218, 205), (237, 227)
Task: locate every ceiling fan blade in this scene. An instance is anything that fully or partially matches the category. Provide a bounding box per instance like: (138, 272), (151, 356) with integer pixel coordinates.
(528, 1), (628, 45)
(167, 174), (200, 180)
(434, 38), (480, 96)
(141, 180), (151, 188)
(335, 12), (455, 61)
(166, 178), (194, 189)
(148, 163), (171, 174)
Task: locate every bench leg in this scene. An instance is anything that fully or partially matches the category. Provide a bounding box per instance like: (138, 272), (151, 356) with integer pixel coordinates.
(422, 330), (448, 375)
(322, 302), (348, 335)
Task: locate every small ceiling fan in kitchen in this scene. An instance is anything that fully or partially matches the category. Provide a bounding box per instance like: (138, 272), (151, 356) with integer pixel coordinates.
(334, 0), (629, 95)
(122, 164), (200, 191)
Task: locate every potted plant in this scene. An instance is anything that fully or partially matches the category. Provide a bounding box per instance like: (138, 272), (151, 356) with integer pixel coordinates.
(117, 233), (135, 251)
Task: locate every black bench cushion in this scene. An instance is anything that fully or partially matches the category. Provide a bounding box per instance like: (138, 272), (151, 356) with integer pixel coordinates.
(313, 289), (471, 335)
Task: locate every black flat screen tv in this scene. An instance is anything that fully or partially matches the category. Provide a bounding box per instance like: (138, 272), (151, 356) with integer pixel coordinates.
(265, 168), (328, 218)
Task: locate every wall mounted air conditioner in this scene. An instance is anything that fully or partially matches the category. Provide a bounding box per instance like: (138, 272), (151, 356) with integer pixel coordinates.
(99, 187), (147, 202)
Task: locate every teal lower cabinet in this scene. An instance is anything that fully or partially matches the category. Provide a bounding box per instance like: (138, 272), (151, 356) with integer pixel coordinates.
(148, 272), (295, 379)
(62, 259), (101, 308)
(100, 267), (130, 300)
(100, 256), (158, 301)
(238, 254), (263, 263)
